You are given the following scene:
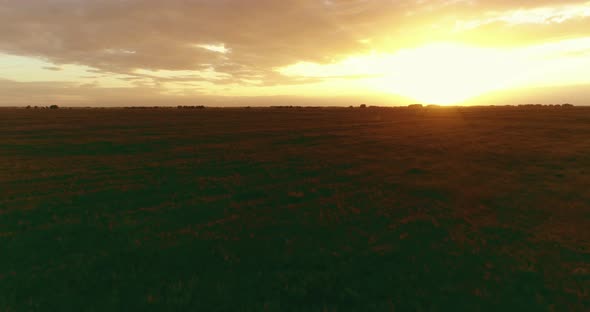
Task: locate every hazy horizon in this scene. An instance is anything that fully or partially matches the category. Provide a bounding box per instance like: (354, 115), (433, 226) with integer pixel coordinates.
(1, 0), (590, 106)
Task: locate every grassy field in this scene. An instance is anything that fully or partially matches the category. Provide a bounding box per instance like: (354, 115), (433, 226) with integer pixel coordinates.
(1, 106), (589, 311)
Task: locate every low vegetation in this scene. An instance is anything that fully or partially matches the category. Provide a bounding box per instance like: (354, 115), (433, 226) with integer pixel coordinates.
(1, 106), (589, 310)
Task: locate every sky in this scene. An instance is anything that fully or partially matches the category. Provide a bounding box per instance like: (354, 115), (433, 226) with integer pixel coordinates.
(1, 0), (589, 106)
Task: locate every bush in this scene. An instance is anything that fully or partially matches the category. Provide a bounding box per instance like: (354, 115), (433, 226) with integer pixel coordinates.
(49, 105), (59, 109)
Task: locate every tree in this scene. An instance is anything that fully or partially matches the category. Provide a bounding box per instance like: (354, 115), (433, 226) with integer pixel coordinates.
(360, 104), (367, 108)
(49, 105), (59, 109)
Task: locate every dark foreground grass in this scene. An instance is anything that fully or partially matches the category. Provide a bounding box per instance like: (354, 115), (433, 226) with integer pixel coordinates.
(1, 106), (589, 311)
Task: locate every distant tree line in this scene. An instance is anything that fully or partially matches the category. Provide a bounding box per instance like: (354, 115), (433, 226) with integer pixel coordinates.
(270, 106), (337, 109)
(177, 105), (206, 109)
(406, 103), (575, 108)
(254, 103), (577, 109)
(21, 103), (576, 110)
(517, 104), (574, 107)
(25, 105), (59, 109)
(122, 106), (206, 109)
(270, 104), (377, 109)
(476, 104), (576, 108)
(270, 106), (305, 109)
(124, 106), (167, 109)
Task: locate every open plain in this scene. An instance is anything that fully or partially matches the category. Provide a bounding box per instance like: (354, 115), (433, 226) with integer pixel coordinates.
(1, 106), (590, 310)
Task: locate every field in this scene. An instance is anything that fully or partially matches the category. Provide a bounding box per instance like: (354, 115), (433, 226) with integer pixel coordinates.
(1, 106), (590, 311)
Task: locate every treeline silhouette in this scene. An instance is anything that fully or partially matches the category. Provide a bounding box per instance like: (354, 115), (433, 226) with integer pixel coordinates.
(270, 106), (319, 109)
(177, 105), (206, 109)
(20, 103), (576, 110)
(517, 103), (574, 107)
(408, 103), (575, 108)
(25, 105), (59, 109)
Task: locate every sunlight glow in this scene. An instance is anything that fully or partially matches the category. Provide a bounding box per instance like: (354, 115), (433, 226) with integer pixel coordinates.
(3, 1), (590, 106)
(279, 37), (590, 105)
(368, 43), (522, 104)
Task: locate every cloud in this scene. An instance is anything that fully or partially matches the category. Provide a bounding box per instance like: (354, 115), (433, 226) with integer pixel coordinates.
(42, 66), (62, 71)
(0, 77), (410, 107)
(0, 0), (589, 104)
(1, 1), (586, 76)
(466, 83), (590, 106)
(451, 2), (590, 46)
(0, 78), (169, 106)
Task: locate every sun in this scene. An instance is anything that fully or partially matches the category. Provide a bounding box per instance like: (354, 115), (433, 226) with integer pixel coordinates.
(280, 39), (590, 105)
(368, 43), (525, 105)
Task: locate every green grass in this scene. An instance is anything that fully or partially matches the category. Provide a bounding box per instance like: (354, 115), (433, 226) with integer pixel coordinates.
(1, 106), (589, 311)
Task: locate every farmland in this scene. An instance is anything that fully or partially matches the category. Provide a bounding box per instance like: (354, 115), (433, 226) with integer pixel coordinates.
(1, 106), (589, 310)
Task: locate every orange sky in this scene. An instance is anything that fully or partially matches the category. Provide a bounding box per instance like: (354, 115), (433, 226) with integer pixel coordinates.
(1, 0), (589, 106)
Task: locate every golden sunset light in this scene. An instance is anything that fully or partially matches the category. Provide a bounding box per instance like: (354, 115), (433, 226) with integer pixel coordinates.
(6, 2), (590, 309)
(1, 0), (589, 106)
